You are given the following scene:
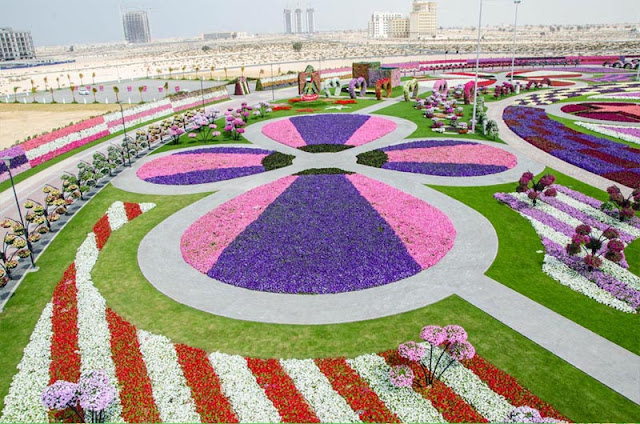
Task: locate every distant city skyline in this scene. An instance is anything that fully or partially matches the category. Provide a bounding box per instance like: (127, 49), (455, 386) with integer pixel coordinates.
(1, 0), (639, 46)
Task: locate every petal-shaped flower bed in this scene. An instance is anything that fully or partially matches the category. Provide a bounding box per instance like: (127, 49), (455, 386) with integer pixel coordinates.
(261, 114), (397, 152)
(181, 173), (455, 294)
(560, 102), (640, 123)
(137, 147), (292, 185)
(357, 140), (517, 177)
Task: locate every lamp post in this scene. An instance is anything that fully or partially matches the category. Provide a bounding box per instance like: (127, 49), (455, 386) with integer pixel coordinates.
(200, 77), (206, 110)
(117, 102), (131, 166)
(1, 157), (36, 267)
(510, 0), (522, 84)
(471, 0), (484, 133)
(270, 63), (275, 101)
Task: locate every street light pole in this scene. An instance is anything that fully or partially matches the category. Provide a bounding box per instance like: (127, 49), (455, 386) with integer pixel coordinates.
(118, 102), (131, 166)
(510, 0), (522, 84)
(1, 157), (36, 267)
(270, 63), (275, 101)
(471, 0), (484, 133)
(200, 77), (205, 110)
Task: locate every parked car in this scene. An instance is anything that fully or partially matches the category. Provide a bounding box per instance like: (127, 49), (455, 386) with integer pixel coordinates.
(78, 88), (90, 95)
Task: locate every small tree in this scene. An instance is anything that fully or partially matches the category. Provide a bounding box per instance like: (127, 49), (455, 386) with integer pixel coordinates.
(210, 65), (216, 80)
(12, 87), (18, 103)
(485, 119), (499, 140)
(43, 77), (48, 90)
(292, 41), (303, 52)
(565, 225), (624, 271)
(50, 88), (56, 103)
(138, 86), (145, 103)
(112, 86), (120, 103)
(601, 185), (640, 222)
(92, 87), (98, 103)
(70, 85), (77, 103)
(168, 67), (173, 79)
(78, 73), (84, 85)
(56, 77), (61, 90)
(516, 172), (557, 206)
(181, 65), (187, 79)
(92, 72), (96, 84)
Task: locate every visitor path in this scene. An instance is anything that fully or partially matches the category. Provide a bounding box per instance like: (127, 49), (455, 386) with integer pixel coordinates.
(4, 76), (640, 407)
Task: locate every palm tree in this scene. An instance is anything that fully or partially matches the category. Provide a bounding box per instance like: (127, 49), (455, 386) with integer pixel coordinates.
(30, 79), (35, 91)
(181, 65), (186, 79)
(224, 67), (228, 80)
(209, 65), (216, 80)
(70, 85), (77, 103)
(163, 81), (169, 91)
(194, 66), (200, 79)
(79, 73), (84, 85)
(50, 88), (55, 103)
(43, 77), (48, 90)
(156, 69), (161, 79)
(56, 77), (61, 90)
(146, 67), (150, 78)
(31, 87), (37, 103)
(168, 67), (173, 79)
(241, 66), (245, 76)
(112, 86), (120, 103)
(92, 87), (98, 103)
(138, 86), (144, 103)
(66, 74), (71, 85)
(12, 86), (19, 103)
(92, 72), (96, 84)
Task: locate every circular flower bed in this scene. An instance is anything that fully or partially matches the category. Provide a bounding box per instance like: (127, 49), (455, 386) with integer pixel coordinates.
(358, 140), (517, 177)
(181, 172), (455, 294)
(261, 114), (397, 151)
(560, 102), (640, 123)
(137, 147), (289, 185)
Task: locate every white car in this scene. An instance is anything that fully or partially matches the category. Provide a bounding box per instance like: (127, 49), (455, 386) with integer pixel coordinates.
(78, 88), (90, 95)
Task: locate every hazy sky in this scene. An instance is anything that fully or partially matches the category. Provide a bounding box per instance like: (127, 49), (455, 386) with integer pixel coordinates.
(2, 0), (639, 46)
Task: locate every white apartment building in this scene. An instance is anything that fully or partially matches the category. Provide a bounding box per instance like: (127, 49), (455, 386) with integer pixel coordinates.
(409, 0), (438, 39)
(368, 12), (404, 39)
(0, 28), (35, 61)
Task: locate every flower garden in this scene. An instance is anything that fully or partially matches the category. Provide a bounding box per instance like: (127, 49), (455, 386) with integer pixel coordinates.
(1, 66), (640, 424)
(560, 102), (640, 123)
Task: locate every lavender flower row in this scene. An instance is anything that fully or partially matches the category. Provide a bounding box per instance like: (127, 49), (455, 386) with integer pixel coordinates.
(174, 147), (273, 156)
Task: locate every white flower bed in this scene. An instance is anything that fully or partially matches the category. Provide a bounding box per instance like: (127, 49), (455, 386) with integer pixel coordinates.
(280, 359), (361, 423)
(208, 352), (281, 423)
(25, 123), (109, 161)
(0, 303), (53, 423)
(106, 201), (129, 231)
(574, 121), (640, 145)
(347, 354), (445, 423)
(137, 330), (201, 423)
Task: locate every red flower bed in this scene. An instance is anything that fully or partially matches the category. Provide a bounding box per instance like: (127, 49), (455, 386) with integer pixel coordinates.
(288, 98), (304, 104)
(581, 149), (640, 169)
(92, 215), (112, 250)
(603, 171), (640, 189)
(566, 135), (604, 149)
(246, 358), (319, 423)
(381, 350), (486, 423)
(463, 355), (570, 422)
(175, 344), (238, 423)
(561, 103), (640, 123)
(106, 309), (160, 423)
(334, 99), (357, 105)
(272, 105), (292, 111)
(124, 202), (143, 221)
(560, 104), (589, 114)
(295, 108), (317, 113)
(524, 136), (565, 153)
(49, 263), (81, 384)
(315, 358), (400, 423)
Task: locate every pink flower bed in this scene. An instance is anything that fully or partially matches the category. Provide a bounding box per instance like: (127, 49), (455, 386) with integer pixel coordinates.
(346, 174), (455, 268)
(261, 120), (306, 148)
(137, 153), (268, 180)
(28, 130), (110, 167)
(181, 176), (297, 272)
(346, 117), (397, 146)
(21, 116), (106, 151)
(106, 104), (172, 128)
(386, 144), (517, 168)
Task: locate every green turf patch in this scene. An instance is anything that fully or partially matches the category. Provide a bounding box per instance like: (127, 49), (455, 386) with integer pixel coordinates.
(294, 168), (353, 175)
(262, 152), (296, 171)
(356, 150), (388, 168)
(298, 144), (354, 153)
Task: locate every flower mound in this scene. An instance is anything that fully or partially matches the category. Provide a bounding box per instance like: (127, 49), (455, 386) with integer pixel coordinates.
(560, 102), (640, 123)
(369, 140), (517, 177)
(181, 173), (455, 294)
(261, 114), (397, 149)
(504, 106), (640, 187)
(136, 147), (275, 185)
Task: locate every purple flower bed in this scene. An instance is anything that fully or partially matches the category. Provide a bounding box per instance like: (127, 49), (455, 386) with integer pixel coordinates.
(173, 147), (273, 155)
(208, 174), (422, 293)
(290, 114), (370, 145)
(144, 166), (266, 185)
(503, 106), (640, 187)
(383, 162), (509, 176)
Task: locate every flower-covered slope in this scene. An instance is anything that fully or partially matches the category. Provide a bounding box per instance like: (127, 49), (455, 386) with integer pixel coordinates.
(375, 140), (517, 177)
(495, 185), (640, 313)
(261, 114), (397, 148)
(1, 203), (568, 423)
(181, 173), (456, 294)
(136, 147), (277, 185)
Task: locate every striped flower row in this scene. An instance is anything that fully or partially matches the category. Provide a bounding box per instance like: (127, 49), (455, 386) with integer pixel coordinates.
(574, 121), (640, 145)
(495, 185), (640, 312)
(2, 202), (568, 423)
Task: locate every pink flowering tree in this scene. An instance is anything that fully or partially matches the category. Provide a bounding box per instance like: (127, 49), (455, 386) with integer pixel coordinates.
(601, 185), (640, 222)
(517, 172), (557, 206)
(223, 114), (246, 141)
(565, 225), (624, 271)
(188, 112), (220, 142)
(41, 370), (116, 423)
(389, 325), (475, 388)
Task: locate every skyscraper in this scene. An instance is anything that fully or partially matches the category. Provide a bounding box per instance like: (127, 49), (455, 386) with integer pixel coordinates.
(294, 8), (303, 34)
(368, 12), (403, 38)
(283, 9), (293, 34)
(306, 8), (315, 33)
(122, 11), (151, 44)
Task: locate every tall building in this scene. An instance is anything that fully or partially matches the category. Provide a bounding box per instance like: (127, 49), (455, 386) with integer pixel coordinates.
(368, 12), (403, 39)
(389, 18), (410, 38)
(122, 10), (151, 44)
(0, 28), (35, 61)
(294, 8), (303, 34)
(409, 0), (437, 39)
(306, 8), (315, 33)
(283, 9), (293, 34)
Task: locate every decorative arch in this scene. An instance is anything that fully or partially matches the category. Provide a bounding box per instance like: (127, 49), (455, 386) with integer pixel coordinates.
(375, 78), (392, 100)
(348, 77), (367, 99)
(432, 79), (449, 98)
(403, 79), (419, 101)
(322, 77), (342, 98)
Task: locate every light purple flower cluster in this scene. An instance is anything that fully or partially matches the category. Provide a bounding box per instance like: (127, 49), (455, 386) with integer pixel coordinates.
(398, 341), (426, 362)
(503, 106), (640, 188)
(42, 380), (78, 411)
(77, 370), (117, 413)
(388, 365), (415, 388)
(506, 406), (561, 423)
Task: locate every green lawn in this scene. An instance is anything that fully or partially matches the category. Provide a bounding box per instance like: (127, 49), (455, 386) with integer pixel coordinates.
(547, 113), (639, 149)
(0, 183), (638, 420)
(373, 99), (504, 143)
(431, 168), (640, 357)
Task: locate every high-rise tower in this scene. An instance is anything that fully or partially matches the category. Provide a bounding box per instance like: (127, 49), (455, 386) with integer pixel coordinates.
(306, 8), (315, 33)
(283, 9), (293, 34)
(294, 8), (303, 34)
(122, 10), (151, 44)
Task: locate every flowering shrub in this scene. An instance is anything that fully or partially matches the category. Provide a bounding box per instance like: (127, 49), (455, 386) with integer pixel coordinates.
(517, 172), (557, 206)
(565, 225), (624, 270)
(601, 185), (640, 221)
